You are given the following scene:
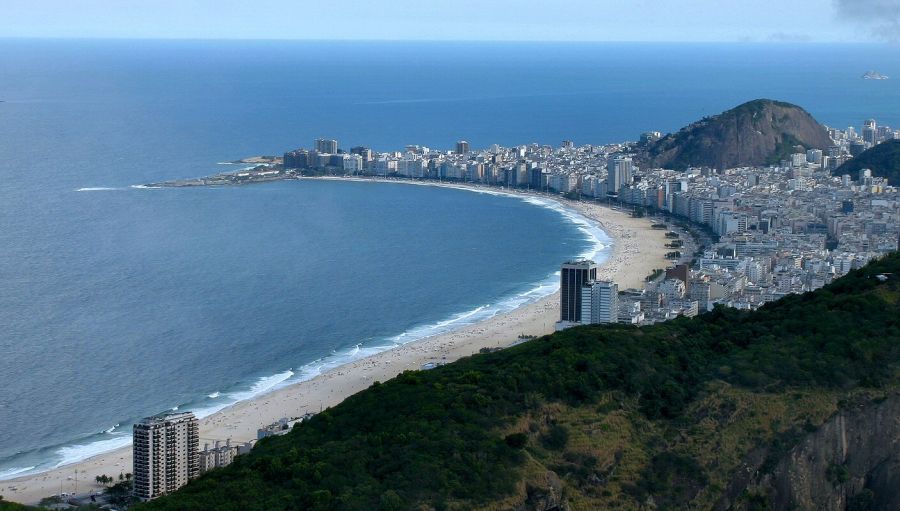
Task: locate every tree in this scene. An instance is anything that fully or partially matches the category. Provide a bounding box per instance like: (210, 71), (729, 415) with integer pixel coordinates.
(39, 496), (62, 507)
(379, 490), (403, 511)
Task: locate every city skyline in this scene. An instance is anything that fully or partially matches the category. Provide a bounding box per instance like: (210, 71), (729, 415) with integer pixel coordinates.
(3, 0), (899, 43)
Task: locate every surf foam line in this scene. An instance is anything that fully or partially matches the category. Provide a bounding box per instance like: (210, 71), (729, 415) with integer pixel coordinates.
(0, 431), (134, 481)
(0, 466), (36, 480)
(52, 435), (133, 469)
(252, 177), (613, 394)
(0, 367), (299, 480)
(314, 177), (612, 264)
(2, 178), (610, 482)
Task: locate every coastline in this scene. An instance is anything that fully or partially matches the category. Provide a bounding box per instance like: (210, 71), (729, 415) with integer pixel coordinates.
(1, 179), (671, 505)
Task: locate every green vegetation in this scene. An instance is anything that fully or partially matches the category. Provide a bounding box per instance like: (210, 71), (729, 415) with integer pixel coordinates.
(835, 139), (900, 185)
(106, 479), (137, 508)
(125, 253), (898, 509)
(0, 254), (889, 511)
(0, 501), (32, 511)
(766, 132), (805, 165)
(731, 98), (795, 117)
(36, 497), (61, 508)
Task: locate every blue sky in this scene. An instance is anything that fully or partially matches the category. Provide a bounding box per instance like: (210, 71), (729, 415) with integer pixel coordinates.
(2, 0), (897, 42)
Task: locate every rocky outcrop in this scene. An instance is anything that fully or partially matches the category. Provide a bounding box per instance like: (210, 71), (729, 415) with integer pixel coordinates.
(728, 394), (900, 511)
(513, 472), (570, 511)
(643, 99), (833, 170)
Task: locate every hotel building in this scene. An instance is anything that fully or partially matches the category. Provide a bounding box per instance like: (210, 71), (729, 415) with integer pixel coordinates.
(133, 412), (200, 500)
(560, 260), (598, 324)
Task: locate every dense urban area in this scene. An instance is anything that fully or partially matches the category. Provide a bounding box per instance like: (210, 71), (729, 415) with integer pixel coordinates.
(7, 109), (898, 510)
(273, 117), (899, 325)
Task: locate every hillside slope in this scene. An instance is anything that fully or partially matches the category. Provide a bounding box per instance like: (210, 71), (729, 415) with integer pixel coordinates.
(835, 139), (900, 185)
(644, 99), (833, 170)
(139, 253), (900, 511)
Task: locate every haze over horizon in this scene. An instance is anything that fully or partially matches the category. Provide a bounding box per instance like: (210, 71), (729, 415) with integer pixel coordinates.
(2, 0), (899, 43)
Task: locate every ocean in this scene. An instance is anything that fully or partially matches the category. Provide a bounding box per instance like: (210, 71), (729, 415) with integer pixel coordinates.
(0, 39), (897, 479)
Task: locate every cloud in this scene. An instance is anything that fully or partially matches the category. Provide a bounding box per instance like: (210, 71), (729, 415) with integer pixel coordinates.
(834, 0), (900, 41)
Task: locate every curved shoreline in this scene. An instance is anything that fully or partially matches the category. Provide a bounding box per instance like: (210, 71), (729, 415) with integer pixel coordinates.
(1, 179), (670, 505)
(4, 177), (605, 478)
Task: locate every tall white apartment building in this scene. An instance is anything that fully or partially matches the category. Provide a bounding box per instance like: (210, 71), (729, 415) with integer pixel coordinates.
(609, 155), (634, 193)
(133, 412), (199, 501)
(580, 280), (619, 324)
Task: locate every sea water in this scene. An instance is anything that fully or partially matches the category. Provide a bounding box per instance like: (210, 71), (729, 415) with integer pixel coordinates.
(0, 39), (897, 478)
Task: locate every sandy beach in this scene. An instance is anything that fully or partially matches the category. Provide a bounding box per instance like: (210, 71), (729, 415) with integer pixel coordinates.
(1, 184), (670, 505)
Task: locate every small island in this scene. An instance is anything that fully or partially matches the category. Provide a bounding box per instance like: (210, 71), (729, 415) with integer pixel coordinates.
(862, 70), (889, 80)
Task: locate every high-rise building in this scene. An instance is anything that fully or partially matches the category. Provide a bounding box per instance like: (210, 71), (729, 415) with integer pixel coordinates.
(315, 138), (338, 154)
(455, 140), (470, 155)
(859, 168), (872, 183)
(581, 280), (618, 324)
(283, 149), (309, 169)
(350, 146), (372, 161)
(609, 155), (633, 194)
(133, 412), (199, 501)
(862, 119), (877, 146)
(560, 260), (597, 323)
(806, 149), (823, 165)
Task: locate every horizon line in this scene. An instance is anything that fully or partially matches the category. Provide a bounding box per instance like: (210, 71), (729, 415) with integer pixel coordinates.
(0, 36), (886, 45)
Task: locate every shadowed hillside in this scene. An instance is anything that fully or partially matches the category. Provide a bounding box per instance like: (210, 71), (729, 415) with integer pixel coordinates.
(835, 139), (900, 185)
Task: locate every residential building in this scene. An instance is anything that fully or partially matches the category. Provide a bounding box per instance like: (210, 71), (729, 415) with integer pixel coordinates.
(133, 412), (199, 501)
(198, 440), (246, 474)
(581, 280), (619, 324)
(314, 138), (338, 154)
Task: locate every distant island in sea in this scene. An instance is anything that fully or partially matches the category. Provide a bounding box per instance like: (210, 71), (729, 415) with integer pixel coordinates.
(863, 70), (889, 80)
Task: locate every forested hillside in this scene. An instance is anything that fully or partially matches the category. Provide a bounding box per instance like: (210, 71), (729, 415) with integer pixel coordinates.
(835, 139), (900, 185)
(132, 252), (900, 510)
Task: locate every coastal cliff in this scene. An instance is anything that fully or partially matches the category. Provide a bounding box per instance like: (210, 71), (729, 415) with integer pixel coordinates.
(714, 394), (900, 511)
(642, 99), (833, 170)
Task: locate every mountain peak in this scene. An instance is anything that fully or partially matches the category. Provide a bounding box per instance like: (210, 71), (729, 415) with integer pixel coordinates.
(642, 99), (833, 171)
